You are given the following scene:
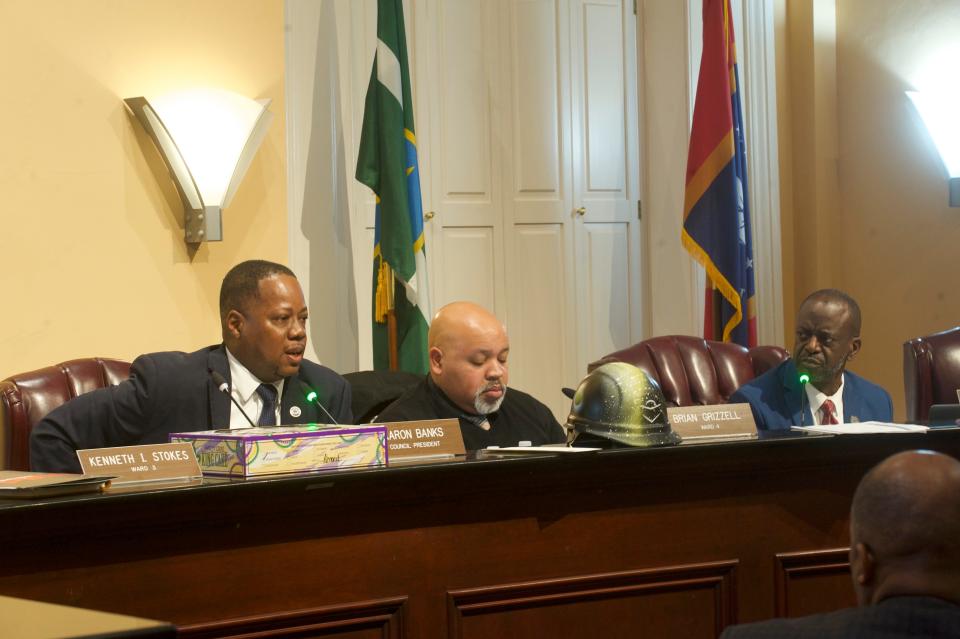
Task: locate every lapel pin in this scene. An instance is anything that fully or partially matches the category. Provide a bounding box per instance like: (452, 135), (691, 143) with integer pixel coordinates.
(289, 406), (302, 418)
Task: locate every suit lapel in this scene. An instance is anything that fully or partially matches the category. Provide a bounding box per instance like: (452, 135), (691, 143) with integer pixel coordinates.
(207, 346), (232, 428)
(281, 374), (313, 425)
(780, 360), (812, 426)
(842, 373), (861, 423)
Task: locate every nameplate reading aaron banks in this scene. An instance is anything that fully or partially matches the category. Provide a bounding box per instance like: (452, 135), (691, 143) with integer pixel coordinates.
(380, 418), (464, 462)
(78, 443), (201, 484)
(668, 403), (757, 442)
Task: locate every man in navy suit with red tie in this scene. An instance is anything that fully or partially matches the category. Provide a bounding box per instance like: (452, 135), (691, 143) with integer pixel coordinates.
(730, 289), (892, 429)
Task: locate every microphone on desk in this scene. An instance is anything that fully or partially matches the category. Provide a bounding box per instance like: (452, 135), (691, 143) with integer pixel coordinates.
(798, 373), (810, 427)
(209, 370), (258, 428)
(299, 381), (339, 425)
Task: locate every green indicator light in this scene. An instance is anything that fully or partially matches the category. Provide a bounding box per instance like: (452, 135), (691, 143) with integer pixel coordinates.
(799, 373), (810, 384)
(306, 391), (317, 402)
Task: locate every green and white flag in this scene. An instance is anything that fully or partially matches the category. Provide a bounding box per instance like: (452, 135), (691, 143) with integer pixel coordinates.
(356, 0), (431, 374)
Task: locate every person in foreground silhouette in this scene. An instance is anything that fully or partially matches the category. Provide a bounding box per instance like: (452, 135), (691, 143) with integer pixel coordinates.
(721, 449), (960, 638)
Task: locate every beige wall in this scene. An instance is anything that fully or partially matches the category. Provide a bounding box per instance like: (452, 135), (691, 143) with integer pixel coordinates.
(0, 0), (287, 375)
(778, 0), (960, 419)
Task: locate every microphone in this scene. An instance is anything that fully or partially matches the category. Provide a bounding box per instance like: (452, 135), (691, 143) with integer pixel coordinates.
(798, 373), (810, 426)
(209, 370), (257, 428)
(299, 381), (339, 425)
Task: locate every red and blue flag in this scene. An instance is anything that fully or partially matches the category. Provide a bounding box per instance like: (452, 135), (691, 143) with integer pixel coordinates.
(681, 0), (756, 347)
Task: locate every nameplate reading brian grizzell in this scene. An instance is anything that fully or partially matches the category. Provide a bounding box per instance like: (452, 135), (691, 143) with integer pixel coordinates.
(668, 403), (757, 442)
(380, 418), (465, 461)
(78, 443), (201, 484)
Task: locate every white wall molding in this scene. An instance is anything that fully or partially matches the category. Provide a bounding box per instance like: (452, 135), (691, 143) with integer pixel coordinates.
(740, 0), (784, 346)
(284, 0), (360, 372)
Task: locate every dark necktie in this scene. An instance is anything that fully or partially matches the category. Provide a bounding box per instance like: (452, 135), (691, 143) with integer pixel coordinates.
(256, 383), (278, 426)
(819, 399), (839, 425)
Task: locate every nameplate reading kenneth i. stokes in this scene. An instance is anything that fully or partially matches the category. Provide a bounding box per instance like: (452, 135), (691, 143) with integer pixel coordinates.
(379, 418), (465, 462)
(668, 403), (757, 442)
(78, 443), (201, 484)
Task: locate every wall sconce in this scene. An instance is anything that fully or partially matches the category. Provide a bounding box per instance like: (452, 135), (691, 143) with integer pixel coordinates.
(125, 89), (273, 243)
(907, 90), (960, 207)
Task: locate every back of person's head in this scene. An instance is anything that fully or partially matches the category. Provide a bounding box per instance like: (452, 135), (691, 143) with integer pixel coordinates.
(219, 260), (296, 321)
(850, 450), (960, 605)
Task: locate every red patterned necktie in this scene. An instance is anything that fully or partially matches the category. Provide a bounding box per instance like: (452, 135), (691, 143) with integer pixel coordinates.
(819, 399), (839, 425)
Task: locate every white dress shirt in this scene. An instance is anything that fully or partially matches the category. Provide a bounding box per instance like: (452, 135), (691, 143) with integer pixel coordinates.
(804, 374), (845, 425)
(225, 348), (284, 428)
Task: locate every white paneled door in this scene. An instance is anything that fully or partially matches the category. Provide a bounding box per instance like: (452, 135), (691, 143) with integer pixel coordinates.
(344, 0), (642, 420)
(569, 0), (643, 380)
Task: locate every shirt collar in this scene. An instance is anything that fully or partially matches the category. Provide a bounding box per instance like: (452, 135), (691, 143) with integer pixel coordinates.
(225, 347), (283, 403)
(804, 373), (844, 415)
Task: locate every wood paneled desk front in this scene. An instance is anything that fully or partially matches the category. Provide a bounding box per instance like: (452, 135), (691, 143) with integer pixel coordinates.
(2, 430), (957, 639)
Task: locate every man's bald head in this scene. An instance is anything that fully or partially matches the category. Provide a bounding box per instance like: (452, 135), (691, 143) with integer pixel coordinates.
(428, 302), (509, 415)
(849, 450), (960, 605)
(799, 289), (862, 337)
(429, 301), (505, 348)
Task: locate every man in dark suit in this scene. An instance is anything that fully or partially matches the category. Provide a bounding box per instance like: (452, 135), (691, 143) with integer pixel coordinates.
(721, 449), (960, 638)
(730, 289), (892, 429)
(30, 260), (353, 472)
(376, 301), (565, 450)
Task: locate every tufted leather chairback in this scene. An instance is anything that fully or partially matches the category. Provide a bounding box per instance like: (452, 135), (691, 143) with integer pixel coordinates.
(0, 358), (131, 470)
(904, 327), (960, 423)
(587, 335), (789, 407)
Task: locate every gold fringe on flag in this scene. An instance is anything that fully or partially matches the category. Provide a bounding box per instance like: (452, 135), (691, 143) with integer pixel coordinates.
(374, 259), (395, 324)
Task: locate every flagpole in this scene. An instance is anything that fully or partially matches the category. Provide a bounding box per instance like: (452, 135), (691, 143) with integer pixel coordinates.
(710, 284), (723, 340)
(387, 310), (399, 371)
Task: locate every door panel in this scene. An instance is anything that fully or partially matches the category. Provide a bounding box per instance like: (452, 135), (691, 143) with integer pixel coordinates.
(511, 0), (563, 217)
(510, 223), (572, 418)
(582, 221), (632, 361)
(571, 0), (641, 371)
(583, 1), (627, 194)
(435, 0), (500, 230)
(439, 226), (497, 310)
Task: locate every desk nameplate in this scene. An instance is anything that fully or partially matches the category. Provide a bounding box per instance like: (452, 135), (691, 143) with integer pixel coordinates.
(78, 443), (201, 484)
(380, 418), (465, 461)
(669, 403), (757, 442)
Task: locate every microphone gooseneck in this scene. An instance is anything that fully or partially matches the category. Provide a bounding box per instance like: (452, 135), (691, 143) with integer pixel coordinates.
(798, 373), (810, 427)
(209, 370), (257, 428)
(299, 381), (339, 425)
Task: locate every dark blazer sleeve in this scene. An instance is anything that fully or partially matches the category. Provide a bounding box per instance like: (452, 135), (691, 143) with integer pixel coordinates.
(847, 373), (894, 423)
(329, 374), (354, 424)
(297, 362), (354, 425)
(875, 383), (894, 422)
(729, 385), (768, 430)
(29, 354), (161, 473)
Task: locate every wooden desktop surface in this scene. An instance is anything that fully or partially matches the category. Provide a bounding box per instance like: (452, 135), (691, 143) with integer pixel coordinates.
(1, 431), (957, 639)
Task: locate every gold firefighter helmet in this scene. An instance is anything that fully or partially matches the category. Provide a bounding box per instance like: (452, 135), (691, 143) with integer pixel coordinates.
(566, 362), (681, 447)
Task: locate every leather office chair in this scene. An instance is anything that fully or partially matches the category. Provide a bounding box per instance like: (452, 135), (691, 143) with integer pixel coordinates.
(343, 370), (423, 423)
(587, 335), (789, 407)
(903, 326), (960, 423)
(0, 358), (130, 470)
